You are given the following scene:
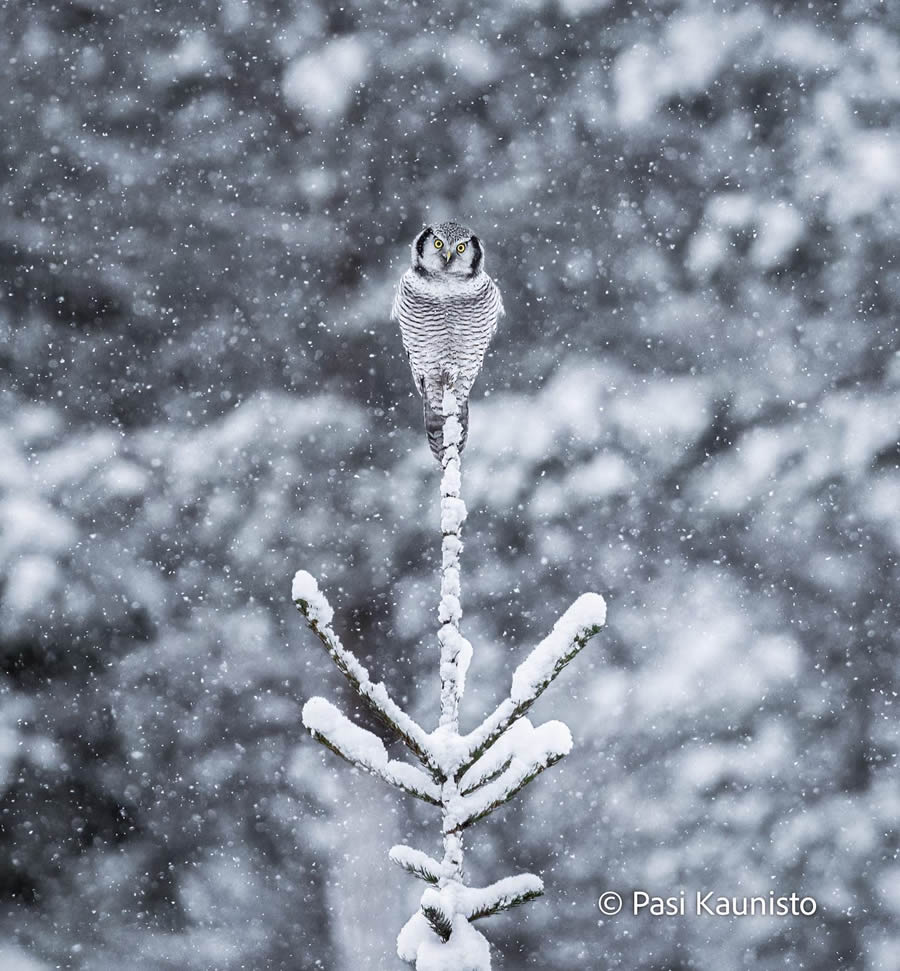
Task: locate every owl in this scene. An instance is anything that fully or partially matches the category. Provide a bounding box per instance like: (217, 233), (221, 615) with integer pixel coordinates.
(391, 220), (504, 462)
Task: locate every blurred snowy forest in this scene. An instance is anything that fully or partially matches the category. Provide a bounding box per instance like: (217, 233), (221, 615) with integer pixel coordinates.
(1, 0), (898, 968)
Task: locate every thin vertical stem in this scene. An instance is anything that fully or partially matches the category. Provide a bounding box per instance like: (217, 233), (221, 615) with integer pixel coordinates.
(437, 385), (469, 885)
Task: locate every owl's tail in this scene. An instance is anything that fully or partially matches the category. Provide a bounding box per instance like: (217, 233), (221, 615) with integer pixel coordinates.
(424, 395), (469, 463)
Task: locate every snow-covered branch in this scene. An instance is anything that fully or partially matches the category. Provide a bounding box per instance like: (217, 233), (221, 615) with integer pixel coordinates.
(398, 912), (492, 969)
(292, 570), (440, 777)
(390, 845), (442, 885)
(421, 896), (454, 941)
(455, 593), (607, 778)
(295, 382), (607, 970)
(464, 874), (545, 921)
(302, 698), (440, 804)
(409, 872), (546, 945)
(449, 721), (572, 830)
(458, 717), (531, 795)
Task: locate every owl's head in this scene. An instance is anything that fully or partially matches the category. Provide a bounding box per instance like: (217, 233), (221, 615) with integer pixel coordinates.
(412, 221), (484, 278)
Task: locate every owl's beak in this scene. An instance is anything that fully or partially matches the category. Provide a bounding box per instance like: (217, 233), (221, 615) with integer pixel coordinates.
(443, 250), (453, 263)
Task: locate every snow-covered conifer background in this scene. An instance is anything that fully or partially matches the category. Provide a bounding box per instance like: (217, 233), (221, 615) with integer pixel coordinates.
(1, 1), (897, 968)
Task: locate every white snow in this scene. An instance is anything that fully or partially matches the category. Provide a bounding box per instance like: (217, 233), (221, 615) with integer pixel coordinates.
(687, 190), (805, 276)
(443, 37), (502, 86)
(413, 914), (492, 971)
(390, 845), (441, 882)
(707, 192), (756, 228)
(451, 721), (572, 828)
(610, 380), (709, 454)
(436, 399), (469, 737)
(441, 566), (461, 599)
(387, 760), (441, 801)
(102, 459), (149, 499)
(567, 452), (634, 500)
(295, 382), (606, 967)
(752, 203), (805, 270)
(558, 0), (611, 15)
(459, 719), (532, 794)
(397, 912), (436, 965)
(829, 132), (900, 221)
(426, 724), (469, 776)
(458, 874), (544, 918)
(0, 947), (51, 971)
(441, 461), (461, 495)
(460, 719), (572, 798)
(291, 569), (334, 627)
(865, 475), (900, 550)
(440, 497), (467, 534)
(168, 31), (216, 79)
(442, 388), (461, 423)
(282, 36), (370, 124)
(443, 416), (462, 449)
(420, 884), (456, 928)
(694, 425), (800, 514)
(438, 593), (461, 626)
(441, 535), (462, 569)
(451, 594), (605, 776)
(772, 22), (841, 72)
(359, 679), (435, 767)
(302, 697), (387, 768)
(685, 228), (727, 280)
(615, 14), (736, 125)
(0, 694), (33, 794)
(510, 593), (606, 702)
(438, 626), (473, 697)
(303, 697), (439, 801)
(145, 30), (219, 86)
(0, 496), (77, 561)
(0, 554), (59, 617)
(11, 403), (60, 446)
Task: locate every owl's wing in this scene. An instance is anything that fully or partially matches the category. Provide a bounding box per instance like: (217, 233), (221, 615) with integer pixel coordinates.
(392, 272), (427, 397)
(489, 278), (505, 338)
(390, 282), (402, 323)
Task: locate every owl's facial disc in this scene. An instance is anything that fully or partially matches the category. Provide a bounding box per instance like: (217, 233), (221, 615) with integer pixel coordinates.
(413, 224), (482, 277)
(413, 228), (454, 275)
(441, 236), (476, 276)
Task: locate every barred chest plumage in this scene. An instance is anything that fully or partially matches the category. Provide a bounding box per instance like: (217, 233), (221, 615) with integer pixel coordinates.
(393, 269), (503, 400)
(392, 221), (504, 461)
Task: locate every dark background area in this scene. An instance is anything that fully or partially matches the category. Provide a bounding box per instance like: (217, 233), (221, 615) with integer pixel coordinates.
(1, 0), (898, 967)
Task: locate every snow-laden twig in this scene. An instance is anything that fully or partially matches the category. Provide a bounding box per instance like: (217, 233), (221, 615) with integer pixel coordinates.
(409, 872), (545, 945)
(302, 698), (440, 804)
(454, 593), (607, 778)
(464, 874), (545, 921)
(423, 874), (545, 924)
(390, 845), (442, 885)
(448, 720), (572, 829)
(458, 718), (532, 795)
(295, 382), (607, 970)
(457, 717), (566, 796)
(398, 911), (492, 970)
(292, 570), (439, 776)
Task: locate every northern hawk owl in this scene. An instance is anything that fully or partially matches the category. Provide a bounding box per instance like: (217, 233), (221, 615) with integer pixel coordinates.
(391, 221), (504, 462)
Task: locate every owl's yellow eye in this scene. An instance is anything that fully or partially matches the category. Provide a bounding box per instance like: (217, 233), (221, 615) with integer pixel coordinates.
(456, 242), (467, 254)
(434, 239), (443, 249)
